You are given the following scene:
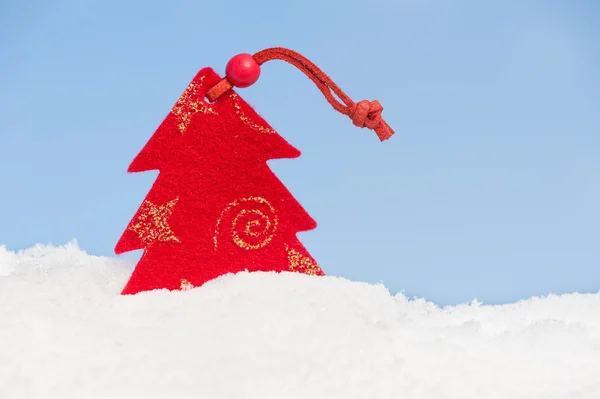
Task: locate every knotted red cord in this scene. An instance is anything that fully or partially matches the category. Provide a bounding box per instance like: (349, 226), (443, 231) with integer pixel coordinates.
(206, 47), (394, 141)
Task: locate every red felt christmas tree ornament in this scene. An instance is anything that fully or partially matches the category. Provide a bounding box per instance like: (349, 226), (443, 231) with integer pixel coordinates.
(115, 47), (394, 295)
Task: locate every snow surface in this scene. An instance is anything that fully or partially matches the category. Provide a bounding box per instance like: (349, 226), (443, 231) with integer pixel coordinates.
(1, 241), (599, 399)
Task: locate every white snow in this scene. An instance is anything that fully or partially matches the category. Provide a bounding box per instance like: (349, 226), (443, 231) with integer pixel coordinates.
(1, 241), (599, 399)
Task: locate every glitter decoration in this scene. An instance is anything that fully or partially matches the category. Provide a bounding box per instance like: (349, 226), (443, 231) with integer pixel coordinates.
(214, 196), (278, 250)
(180, 279), (194, 291)
(115, 67), (327, 296)
(285, 244), (323, 276)
(129, 198), (180, 247)
(230, 93), (275, 134)
(171, 76), (216, 133)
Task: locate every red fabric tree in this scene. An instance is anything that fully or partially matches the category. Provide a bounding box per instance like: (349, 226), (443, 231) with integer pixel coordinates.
(115, 67), (324, 294)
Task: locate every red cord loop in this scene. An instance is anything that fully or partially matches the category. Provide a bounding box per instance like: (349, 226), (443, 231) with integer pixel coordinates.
(207, 47), (395, 141)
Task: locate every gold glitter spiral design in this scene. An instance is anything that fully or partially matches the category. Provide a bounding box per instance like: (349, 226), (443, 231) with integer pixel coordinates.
(214, 196), (278, 251)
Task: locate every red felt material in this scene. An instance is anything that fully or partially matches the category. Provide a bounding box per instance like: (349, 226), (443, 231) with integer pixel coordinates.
(115, 67), (324, 295)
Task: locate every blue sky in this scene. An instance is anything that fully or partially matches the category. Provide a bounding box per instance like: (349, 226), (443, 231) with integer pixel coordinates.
(1, 0), (598, 306)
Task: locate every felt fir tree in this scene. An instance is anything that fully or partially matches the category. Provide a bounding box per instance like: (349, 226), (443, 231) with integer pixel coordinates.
(115, 48), (393, 295)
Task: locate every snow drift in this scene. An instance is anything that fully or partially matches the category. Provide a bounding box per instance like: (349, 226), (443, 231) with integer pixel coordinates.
(1, 241), (599, 399)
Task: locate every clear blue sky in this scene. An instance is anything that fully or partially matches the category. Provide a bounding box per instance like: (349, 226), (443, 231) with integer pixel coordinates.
(1, 0), (598, 306)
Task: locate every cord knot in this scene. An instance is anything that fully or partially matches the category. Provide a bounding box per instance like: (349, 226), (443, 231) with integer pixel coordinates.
(348, 100), (394, 141)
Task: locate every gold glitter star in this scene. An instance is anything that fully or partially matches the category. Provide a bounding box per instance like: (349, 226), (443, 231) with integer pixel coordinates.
(171, 76), (216, 133)
(129, 198), (180, 247)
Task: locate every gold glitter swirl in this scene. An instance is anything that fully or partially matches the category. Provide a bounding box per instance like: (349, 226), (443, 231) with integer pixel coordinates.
(230, 93), (276, 134)
(129, 198), (180, 247)
(172, 76), (216, 133)
(180, 279), (194, 291)
(214, 196), (278, 250)
(285, 244), (323, 276)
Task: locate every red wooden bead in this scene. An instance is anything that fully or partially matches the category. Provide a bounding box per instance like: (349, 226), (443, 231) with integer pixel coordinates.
(225, 53), (261, 88)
